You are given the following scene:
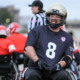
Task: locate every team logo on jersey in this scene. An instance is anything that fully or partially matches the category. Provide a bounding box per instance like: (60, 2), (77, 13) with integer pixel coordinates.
(61, 37), (66, 42)
(70, 46), (74, 51)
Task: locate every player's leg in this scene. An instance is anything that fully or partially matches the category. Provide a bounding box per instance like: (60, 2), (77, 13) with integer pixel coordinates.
(50, 70), (72, 80)
(24, 68), (42, 80)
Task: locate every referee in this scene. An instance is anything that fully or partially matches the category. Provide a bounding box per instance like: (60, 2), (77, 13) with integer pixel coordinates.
(28, 0), (46, 33)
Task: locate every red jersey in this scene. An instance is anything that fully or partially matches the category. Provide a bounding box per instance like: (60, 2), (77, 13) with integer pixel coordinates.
(7, 33), (27, 53)
(0, 38), (16, 55)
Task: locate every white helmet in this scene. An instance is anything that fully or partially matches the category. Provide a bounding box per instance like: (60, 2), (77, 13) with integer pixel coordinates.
(46, 4), (67, 28)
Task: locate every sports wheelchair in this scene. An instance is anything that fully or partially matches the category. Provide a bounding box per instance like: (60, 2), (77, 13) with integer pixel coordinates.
(66, 68), (78, 80)
(15, 53), (29, 80)
(0, 55), (19, 80)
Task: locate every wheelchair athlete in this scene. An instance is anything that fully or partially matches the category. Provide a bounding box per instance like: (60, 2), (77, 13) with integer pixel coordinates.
(24, 4), (73, 80)
(7, 22), (28, 68)
(0, 25), (18, 80)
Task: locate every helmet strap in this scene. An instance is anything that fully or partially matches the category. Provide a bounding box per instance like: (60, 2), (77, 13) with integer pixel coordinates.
(49, 22), (60, 29)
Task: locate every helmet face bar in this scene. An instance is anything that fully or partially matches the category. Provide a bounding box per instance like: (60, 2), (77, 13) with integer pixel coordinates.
(46, 4), (67, 29)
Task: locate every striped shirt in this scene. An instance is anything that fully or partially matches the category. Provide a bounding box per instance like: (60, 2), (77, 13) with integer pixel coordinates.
(28, 13), (46, 33)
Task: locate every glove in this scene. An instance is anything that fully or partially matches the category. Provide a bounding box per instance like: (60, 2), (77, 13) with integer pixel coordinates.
(49, 63), (62, 73)
(35, 59), (49, 70)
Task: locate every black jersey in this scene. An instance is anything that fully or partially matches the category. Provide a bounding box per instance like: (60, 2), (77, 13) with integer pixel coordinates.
(25, 25), (73, 70)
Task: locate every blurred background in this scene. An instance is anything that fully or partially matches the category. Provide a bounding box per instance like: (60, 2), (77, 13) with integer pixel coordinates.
(0, 0), (80, 48)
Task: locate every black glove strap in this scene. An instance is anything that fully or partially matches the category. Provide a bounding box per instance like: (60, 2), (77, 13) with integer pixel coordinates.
(61, 56), (72, 67)
(35, 59), (42, 69)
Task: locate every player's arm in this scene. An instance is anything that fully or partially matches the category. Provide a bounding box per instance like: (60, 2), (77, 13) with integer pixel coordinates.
(50, 38), (73, 73)
(25, 46), (38, 62)
(58, 38), (73, 68)
(25, 29), (49, 70)
(24, 28), (39, 62)
(58, 55), (72, 67)
(25, 46), (49, 70)
(8, 40), (17, 61)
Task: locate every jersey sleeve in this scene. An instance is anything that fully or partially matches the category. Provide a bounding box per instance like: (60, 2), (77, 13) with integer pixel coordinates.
(65, 37), (73, 56)
(28, 15), (39, 33)
(28, 19), (32, 33)
(25, 28), (39, 47)
(8, 40), (16, 54)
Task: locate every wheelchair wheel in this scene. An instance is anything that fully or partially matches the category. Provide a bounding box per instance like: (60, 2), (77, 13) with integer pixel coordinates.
(1, 76), (12, 80)
(9, 71), (18, 80)
(66, 69), (77, 80)
(1, 75), (16, 80)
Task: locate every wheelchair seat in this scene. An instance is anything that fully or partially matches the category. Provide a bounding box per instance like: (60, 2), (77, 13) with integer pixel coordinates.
(0, 56), (19, 80)
(0, 63), (11, 75)
(16, 53), (24, 64)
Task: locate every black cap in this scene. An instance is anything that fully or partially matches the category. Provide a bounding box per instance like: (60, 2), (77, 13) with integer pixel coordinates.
(28, 0), (43, 9)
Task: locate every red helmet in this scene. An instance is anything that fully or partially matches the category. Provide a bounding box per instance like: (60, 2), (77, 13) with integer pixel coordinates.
(0, 25), (7, 35)
(8, 22), (20, 34)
